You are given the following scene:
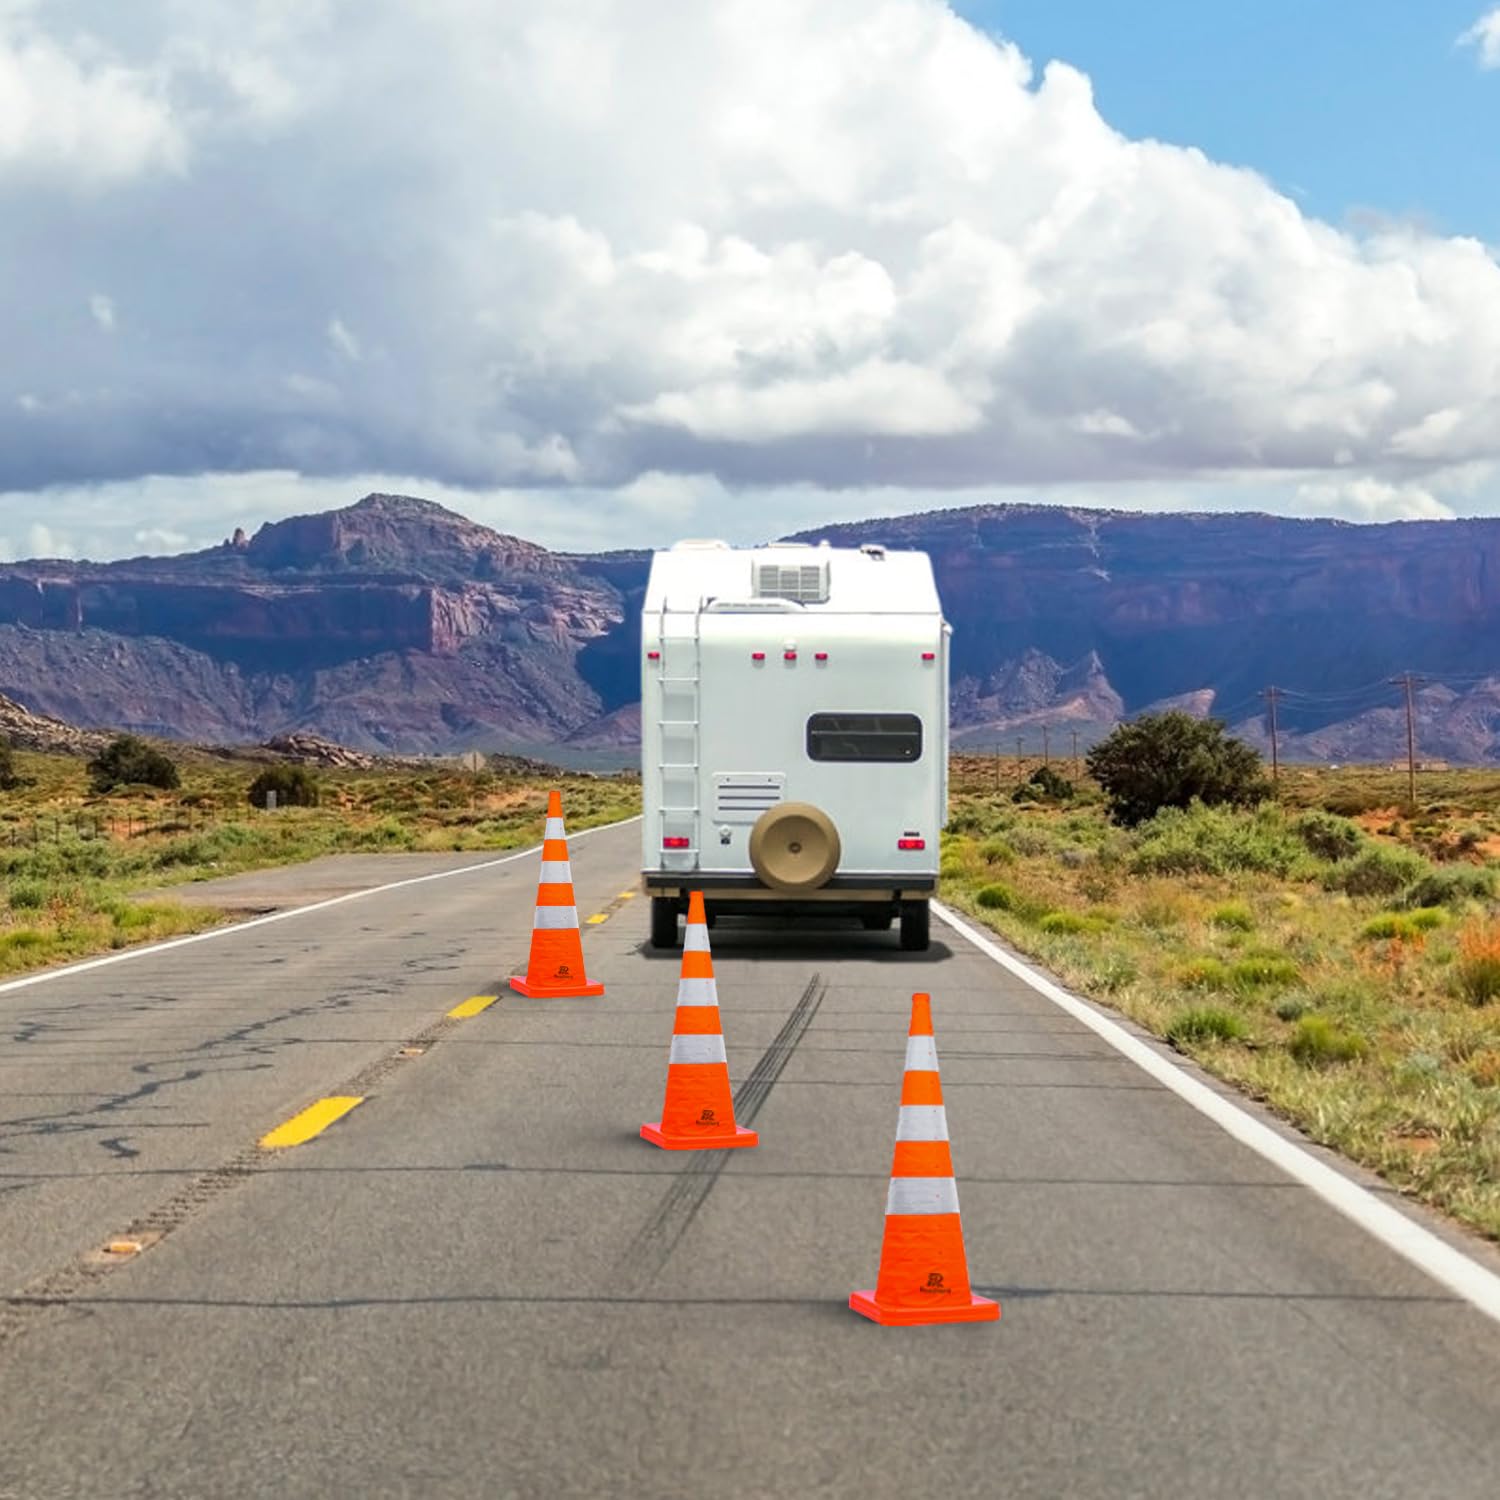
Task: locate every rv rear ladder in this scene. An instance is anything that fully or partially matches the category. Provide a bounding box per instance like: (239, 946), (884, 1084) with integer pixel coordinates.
(654, 598), (704, 866)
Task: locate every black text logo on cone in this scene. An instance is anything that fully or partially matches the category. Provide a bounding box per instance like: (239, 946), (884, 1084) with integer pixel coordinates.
(851, 992), (999, 1326)
(509, 790), (605, 998)
(641, 891), (757, 1150)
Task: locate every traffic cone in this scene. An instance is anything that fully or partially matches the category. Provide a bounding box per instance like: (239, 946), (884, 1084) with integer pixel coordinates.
(640, 891), (757, 1150)
(850, 992), (999, 1325)
(509, 790), (605, 998)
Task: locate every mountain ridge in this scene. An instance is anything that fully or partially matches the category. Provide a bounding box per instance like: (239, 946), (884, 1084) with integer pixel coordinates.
(3, 494), (1500, 761)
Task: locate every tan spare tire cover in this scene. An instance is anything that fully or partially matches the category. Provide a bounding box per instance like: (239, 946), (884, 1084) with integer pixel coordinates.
(749, 802), (842, 892)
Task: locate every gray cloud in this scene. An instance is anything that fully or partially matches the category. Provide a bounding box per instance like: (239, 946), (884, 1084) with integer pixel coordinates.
(3, 0), (1500, 545)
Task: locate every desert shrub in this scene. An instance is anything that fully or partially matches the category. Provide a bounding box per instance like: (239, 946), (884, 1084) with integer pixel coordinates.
(1131, 803), (1306, 878)
(1012, 765), (1075, 804)
(1323, 844), (1428, 898)
(1292, 810), (1363, 863)
(1037, 910), (1097, 935)
(0, 737), (20, 792)
(247, 766), (321, 810)
(1400, 866), (1495, 910)
(978, 838), (1017, 867)
(1229, 955), (1300, 989)
(1455, 921), (1500, 1006)
(1361, 909), (1447, 942)
(1275, 996), (1310, 1022)
(973, 882), (1050, 922)
(88, 735), (180, 793)
(1288, 1015), (1366, 1066)
(1177, 956), (1231, 990)
(1167, 1007), (1249, 1045)
(1087, 711), (1270, 826)
(8, 879), (45, 911)
(1209, 902), (1255, 932)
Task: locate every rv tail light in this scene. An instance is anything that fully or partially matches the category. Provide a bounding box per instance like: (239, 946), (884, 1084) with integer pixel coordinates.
(646, 650), (661, 660)
(898, 837), (926, 851)
(662, 836), (691, 849)
(751, 651), (766, 661)
(921, 651), (936, 661)
(814, 652), (828, 662)
(783, 650), (797, 661)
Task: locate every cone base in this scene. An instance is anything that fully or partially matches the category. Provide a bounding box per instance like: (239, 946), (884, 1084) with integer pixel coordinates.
(640, 1121), (759, 1151)
(848, 1290), (1000, 1326)
(508, 976), (605, 998)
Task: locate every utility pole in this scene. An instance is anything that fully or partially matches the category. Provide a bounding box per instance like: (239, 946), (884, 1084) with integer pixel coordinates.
(1071, 728), (1080, 776)
(1042, 723), (1051, 767)
(1389, 673), (1424, 808)
(1260, 686), (1281, 787)
(1015, 735), (1024, 779)
(994, 741), (1001, 790)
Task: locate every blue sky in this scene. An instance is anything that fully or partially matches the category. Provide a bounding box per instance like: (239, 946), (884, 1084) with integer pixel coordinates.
(957, 2), (1500, 241)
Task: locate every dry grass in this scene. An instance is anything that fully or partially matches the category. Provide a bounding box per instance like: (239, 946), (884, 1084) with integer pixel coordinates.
(0, 748), (641, 976)
(942, 754), (1500, 1242)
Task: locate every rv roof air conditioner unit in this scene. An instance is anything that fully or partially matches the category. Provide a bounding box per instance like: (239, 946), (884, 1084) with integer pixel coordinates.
(671, 538), (732, 551)
(751, 558), (830, 605)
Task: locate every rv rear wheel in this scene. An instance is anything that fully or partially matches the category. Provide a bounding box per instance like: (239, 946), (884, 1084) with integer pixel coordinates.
(650, 896), (680, 950)
(749, 802), (842, 893)
(899, 900), (930, 952)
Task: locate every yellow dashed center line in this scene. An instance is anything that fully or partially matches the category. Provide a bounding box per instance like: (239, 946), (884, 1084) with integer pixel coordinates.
(448, 994), (500, 1018)
(260, 1096), (364, 1149)
(618, 890), (637, 900)
(586, 914), (610, 925)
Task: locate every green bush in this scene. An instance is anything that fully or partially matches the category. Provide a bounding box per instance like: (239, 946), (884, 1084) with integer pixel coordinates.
(8, 880), (46, 911)
(88, 735), (180, 793)
(1288, 1015), (1366, 1067)
(0, 736), (20, 792)
(1132, 803), (1307, 878)
(1086, 711), (1270, 826)
(1361, 909), (1447, 942)
(1012, 765), (1075, 805)
(978, 837), (1016, 866)
(1167, 1007), (1249, 1045)
(1323, 844), (1428, 898)
(1209, 902), (1255, 932)
(1400, 866), (1495, 910)
(1229, 955), (1300, 989)
(973, 882), (1050, 922)
(1037, 910), (1095, 935)
(1177, 956), (1231, 990)
(1293, 810), (1363, 863)
(247, 765), (321, 810)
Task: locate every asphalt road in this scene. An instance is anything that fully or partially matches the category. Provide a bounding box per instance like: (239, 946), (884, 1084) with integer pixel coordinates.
(2, 817), (1498, 1499)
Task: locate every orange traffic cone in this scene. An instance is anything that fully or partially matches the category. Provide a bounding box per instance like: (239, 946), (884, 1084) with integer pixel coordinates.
(509, 790), (605, 998)
(641, 891), (757, 1150)
(851, 992), (999, 1326)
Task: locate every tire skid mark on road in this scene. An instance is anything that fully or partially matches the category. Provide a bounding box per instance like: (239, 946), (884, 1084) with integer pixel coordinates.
(617, 973), (827, 1290)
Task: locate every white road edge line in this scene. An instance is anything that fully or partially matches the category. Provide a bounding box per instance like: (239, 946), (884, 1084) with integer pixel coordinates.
(0, 815), (644, 998)
(933, 899), (1500, 1328)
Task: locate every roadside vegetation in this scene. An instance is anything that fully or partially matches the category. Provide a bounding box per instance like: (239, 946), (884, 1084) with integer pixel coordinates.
(0, 739), (640, 978)
(943, 733), (1500, 1243)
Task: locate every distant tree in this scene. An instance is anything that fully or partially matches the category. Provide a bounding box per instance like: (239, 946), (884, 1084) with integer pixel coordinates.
(88, 735), (181, 793)
(1013, 764), (1075, 804)
(0, 736), (20, 792)
(247, 765), (321, 810)
(1087, 712), (1270, 826)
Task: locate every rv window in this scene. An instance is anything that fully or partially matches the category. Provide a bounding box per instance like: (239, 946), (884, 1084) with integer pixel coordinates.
(806, 713), (923, 763)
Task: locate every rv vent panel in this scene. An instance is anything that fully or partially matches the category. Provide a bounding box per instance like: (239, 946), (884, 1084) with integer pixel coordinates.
(752, 558), (830, 604)
(713, 773), (786, 823)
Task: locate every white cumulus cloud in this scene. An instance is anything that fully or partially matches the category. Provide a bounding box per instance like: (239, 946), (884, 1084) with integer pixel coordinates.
(0, 0), (1498, 540)
(1461, 8), (1500, 68)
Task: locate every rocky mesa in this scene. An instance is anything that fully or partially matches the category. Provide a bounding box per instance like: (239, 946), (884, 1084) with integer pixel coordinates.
(4, 495), (1500, 761)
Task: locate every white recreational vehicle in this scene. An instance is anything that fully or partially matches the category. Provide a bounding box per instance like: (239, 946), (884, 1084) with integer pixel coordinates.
(640, 538), (950, 951)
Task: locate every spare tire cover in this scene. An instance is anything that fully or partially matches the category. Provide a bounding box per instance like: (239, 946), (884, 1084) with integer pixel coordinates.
(749, 801), (842, 892)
